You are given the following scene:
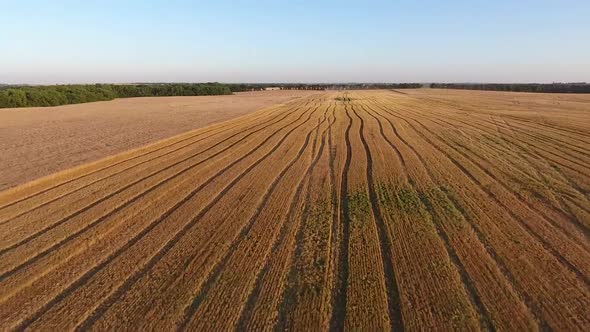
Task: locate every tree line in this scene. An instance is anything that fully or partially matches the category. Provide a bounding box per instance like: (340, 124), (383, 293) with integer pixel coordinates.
(0, 83), (232, 108)
(430, 83), (590, 94)
(4, 82), (586, 108)
(229, 82), (590, 93)
(227, 83), (423, 92)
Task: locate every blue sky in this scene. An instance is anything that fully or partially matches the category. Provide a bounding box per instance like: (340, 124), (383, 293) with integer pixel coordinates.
(1, 0), (589, 84)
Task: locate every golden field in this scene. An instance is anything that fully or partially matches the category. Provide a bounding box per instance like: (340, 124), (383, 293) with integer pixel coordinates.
(0, 89), (589, 330)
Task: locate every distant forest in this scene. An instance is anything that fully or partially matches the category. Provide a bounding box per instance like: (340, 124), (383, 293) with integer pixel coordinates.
(2, 82), (588, 109)
(229, 82), (590, 94)
(228, 83), (423, 92)
(430, 83), (590, 94)
(0, 83), (232, 108)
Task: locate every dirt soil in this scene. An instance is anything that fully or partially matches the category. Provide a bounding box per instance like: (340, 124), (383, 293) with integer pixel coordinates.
(0, 90), (320, 191)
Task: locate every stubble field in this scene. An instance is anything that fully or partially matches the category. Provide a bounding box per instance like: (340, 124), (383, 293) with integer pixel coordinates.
(0, 89), (588, 331)
(0, 90), (319, 191)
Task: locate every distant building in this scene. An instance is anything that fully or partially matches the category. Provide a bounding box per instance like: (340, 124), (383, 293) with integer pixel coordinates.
(265, 87), (281, 91)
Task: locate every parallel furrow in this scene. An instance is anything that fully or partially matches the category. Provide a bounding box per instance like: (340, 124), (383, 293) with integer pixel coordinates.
(0, 103), (307, 280)
(375, 101), (590, 283)
(392, 104), (590, 242)
(71, 103), (321, 330)
(0, 98), (313, 211)
(8, 104), (318, 330)
(350, 104), (403, 330)
(0, 102), (289, 224)
(179, 103), (329, 329)
(364, 102), (544, 329)
(371, 99), (589, 329)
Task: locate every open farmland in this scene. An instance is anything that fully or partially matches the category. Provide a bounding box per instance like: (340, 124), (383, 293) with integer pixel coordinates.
(0, 90), (320, 191)
(0, 89), (589, 330)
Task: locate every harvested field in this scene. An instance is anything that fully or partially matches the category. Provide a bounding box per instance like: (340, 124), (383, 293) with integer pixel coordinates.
(0, 89), (589, 330)
(0, 90), (320, 191)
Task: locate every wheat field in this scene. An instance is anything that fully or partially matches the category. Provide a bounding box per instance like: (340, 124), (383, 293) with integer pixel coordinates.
(0, 89), (588, 331)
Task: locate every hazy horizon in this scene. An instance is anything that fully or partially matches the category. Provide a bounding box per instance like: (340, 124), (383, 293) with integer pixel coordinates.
(2, 0), (589, 84)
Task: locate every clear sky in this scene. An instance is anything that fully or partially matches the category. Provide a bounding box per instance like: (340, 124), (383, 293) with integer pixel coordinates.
(1, 0), (589, 84)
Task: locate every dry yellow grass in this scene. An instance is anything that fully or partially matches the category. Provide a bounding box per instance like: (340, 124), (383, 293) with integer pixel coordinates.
(0, 89), (588, 330)
(0, 90), (321, 191)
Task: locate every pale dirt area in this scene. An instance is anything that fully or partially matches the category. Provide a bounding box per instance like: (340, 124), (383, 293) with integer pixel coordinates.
(0, 90), (320, 191)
